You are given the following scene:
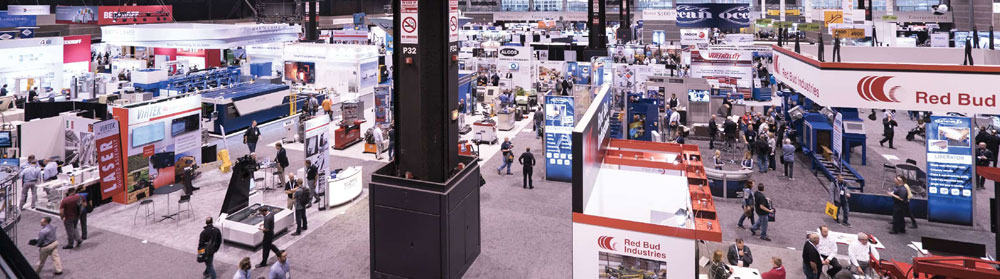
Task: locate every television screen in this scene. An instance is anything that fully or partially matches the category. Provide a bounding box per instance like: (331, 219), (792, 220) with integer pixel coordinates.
(171, 114), (199, 136)
(131, 122), (165, 148)
(0, 158), (18, 167)
(0, 131), (11, 148)
(688, 90), (710, 103)
(284, 61), (316, 84)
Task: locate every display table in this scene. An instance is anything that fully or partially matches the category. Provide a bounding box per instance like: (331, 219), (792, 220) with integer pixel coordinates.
(729, 266), (761, 279)
(220, 203), (293, 248)
(325, 166), (363, 207)
(35, 167), (99, 215)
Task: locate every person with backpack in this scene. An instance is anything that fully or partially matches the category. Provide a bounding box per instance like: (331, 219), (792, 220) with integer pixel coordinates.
(737, 181), (755, 229)
(749, 184), (773, 241)
(198, 217), (223, 279)
(291, 178), (310, 236)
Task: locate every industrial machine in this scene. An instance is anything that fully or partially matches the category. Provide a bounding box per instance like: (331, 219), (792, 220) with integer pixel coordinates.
(472, 119), (498, 144)
(201, 82), (312, 135)
(334, 100), (365, 150)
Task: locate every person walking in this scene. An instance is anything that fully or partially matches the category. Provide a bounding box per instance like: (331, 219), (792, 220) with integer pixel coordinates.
(977, 142), (992, 189)
(233, 257), (252, 279)
(709, 115), (719, 149)
(518, 147), (536, 189)
(903, 182), (918, 229)
(256, 207), (282, 268)
(737, 182), (755, 229)
(307, 95), (319, 117)
(305, 160), (319, 204)
(879, 116), (897, 148)
(58, 188), (83, 249)
(244, 121), (261, 153)
(373, 126), (385, 160)
(888, 175), (910, 234)
(830, 175), (851, 227)
(726, 238), (753, 267)
(497, 138), (513, 175)
(0, 84), (7, 96)
(386, 124), (396, 161)
(322, 97), (333, 121)
(817, 226), (844, 277)
(19, 155), (41, 209)
(781, 139), (795, 179)
(768, 132), (777, 171)
(802, 233), (823, 279)
(291, 179), (309, 236)
(275, 143), (289, 188)
(198, 217), (223, 279)
(749, 184), (773, 241)
(268, 251), (290, 279)
(533, 108), (544, 139)
(31, 217), (63, 276)
(755, 134), (769, 173)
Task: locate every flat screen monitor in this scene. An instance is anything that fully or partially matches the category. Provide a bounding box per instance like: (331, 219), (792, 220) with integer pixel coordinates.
(284, 61), (316, 84)
(131, 122), (165, 148)
(688, 90), (710, 103)
(0, 158), (18, 167)
(0, 131), (11, 148)
(171, 114), (199, 136)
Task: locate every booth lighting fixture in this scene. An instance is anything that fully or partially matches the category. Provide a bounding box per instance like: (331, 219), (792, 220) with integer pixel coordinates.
(451, 109), (459, 121)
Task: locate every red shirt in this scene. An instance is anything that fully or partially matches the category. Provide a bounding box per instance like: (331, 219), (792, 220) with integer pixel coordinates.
(60, 195), (82, 220)
(761, 266), (786, 279)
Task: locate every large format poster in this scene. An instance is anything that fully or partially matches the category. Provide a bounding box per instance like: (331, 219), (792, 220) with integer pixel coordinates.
(689, 46), (757, 97)
(304, 116), (331, 176)
(97, 5), (173, 25)
(675, 4), (751, 31)
(925, 116), (974, 225)
(545, 96), (575, 182)
(56, 6), (98, 24)
(95, 119), (125, 200)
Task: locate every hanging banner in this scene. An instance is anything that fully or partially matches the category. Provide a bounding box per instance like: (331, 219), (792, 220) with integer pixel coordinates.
(675, 4), (751, 30)
(0, 11), (36, 28)
(8, 5), (50, 15)
(303, 116), (332, 176)
(545, 95), (576, 182)
(94, 119), (126, 200)
(641, 9), (677, 21)
(824, 11), (844, 27)
(679, 28), (710, 46)
(400, 0), (419, 44)
(925, 116), (974, 225)
(842, 0), (854, 23)
(97, 5), (173, 25)
(56, 6), (99, 24)
(832, 28), (866, 38)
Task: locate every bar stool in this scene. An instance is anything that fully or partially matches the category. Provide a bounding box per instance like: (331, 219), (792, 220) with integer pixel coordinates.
(132, 199), (155, 225)
(880, 163), (897, 190)
(176, 198), (194, 220)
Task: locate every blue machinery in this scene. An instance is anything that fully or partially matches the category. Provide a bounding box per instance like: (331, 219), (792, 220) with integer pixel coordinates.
(200, 82), (323, 134)
(799, 110), (867, 191)
(133, 67), (242, 95)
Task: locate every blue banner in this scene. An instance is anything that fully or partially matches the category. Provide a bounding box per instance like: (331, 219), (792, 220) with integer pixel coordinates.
(675, 4), (751, 30)
(0, 11), (36, 28)
(545, 96), (575, 182)
(925, 116), (974, 225)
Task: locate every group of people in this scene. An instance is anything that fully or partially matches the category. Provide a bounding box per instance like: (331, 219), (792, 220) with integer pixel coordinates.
(28, 169), (91, 276)
(196, 210), (291, 279)
(495, 137), (537, 189)
(736, 180), (775, 241)
(710, 105), (796, 179)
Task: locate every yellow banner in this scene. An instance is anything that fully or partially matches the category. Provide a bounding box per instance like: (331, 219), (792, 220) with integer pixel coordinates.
(767, 9), (801, 16)
(824, 11), (844, 26)
(832, 28), (866, 39)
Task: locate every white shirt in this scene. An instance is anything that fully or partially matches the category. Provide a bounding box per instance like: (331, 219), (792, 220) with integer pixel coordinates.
(817, 233), (839, 261)
(848, 240), (879, 267)
(42, 162), (59, 180)
(669, 111), (680, 124)
(372, 127), (384, 143)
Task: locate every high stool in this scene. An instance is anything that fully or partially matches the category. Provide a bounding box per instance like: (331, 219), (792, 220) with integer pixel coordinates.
(132, 199), (155, 225)
(880, 163), (897, 190)
(176, 198), (194, 220)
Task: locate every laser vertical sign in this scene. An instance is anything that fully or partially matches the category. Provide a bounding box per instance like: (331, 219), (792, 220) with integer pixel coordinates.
(449, 0), (459, 42)
(925, 116), (974, 226)
(94, 119), (126, 200)
(400, 0), (418, 45)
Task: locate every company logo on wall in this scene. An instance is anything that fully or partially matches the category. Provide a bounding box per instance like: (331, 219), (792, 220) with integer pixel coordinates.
(675, 4), (751, 29)
(856, 76), (900, 103)
(676, 6), (712, 25)
(597, 236), (617, 251)
(500, 48), (520, 57)
(719, 6), (751, 25)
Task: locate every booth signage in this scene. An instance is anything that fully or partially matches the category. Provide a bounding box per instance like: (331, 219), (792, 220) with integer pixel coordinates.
(400, 0), (419, 45)
(97, 5), (173, 25)
(679, 28), (710, 46)
(0, 32), (15, 40)
(8, 5), (50, 15)
(771, 47), (1000, 114)
(929, 33), (949, 47)
(545, 96), (575, 182)
(128, 95), (202, 124)
(499, 48), (520, 57)
(925, 116), (974, 225)
(832, 28), (865, 39)
(823, 11), (843, 26)
(0, 11), (36, 28)
(642, 9), (677, 21)
(833, 112), (843, 158)
(63, 35), (91, 64)
(304, 117), (331, 176)
(675, 4), (751, 30)
(799, 23), (822, 31)
(572, 222), (697, 278)
(94, 119), (126, 199)
(449, 0), (459, 43)
(767, 9), (801, 16)
(56, 6), (99, 24)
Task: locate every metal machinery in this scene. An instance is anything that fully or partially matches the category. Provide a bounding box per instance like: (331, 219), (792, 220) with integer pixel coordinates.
(201, 82), (313, 135)
(133, 66), (241, 95)
(0, 162), (19, 244)
(335, 100), (364, 150)
(874, 256), (1000, 279)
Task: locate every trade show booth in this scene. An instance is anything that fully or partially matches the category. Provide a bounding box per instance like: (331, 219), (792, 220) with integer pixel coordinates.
(281, 43), (380, 95)
(0, 37), (65, 98)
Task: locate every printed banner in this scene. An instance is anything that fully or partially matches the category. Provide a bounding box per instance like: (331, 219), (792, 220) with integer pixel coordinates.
(545, 96), (575, 182)
(832, 28), (865, 38)
(8, 5), (50, 15)
(303, 116), (331, 176)
(94, 119), (126, 200)
(97, 5), (173, 25)
(679, 28), (710, 46)
(0, 11), (36, 28)
(824, 10), (844, 27)
(925, 116), (973, 225)
(675, 4), (751, 30)
(56, 6), (99, 24)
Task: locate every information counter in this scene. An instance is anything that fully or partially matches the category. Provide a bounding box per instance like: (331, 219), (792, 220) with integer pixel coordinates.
(325, 166), (363, 207)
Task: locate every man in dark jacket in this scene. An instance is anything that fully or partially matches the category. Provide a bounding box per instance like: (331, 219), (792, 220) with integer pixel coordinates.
(305, 160), (319, 204)
(256, 207), (281, 268)
(275, 143), (289, 187)
(518, 147), (536, 189)
(879, 116), (897, 148)
(708, 115), (719, 149)
(291, 180), (309, 236)
(198, 217), (222, 279)
(976, 142), (993, 189)
(244, 120), (261, 153)
(726, 238), (753, 267)
(803, 233), (823, 279)
(749, 184), (773, 241)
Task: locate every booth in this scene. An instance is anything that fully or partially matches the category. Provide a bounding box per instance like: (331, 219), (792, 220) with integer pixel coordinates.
(0, 37), (65, 98)
(281, 43), (380, 95)
(200, 82), (299, 135)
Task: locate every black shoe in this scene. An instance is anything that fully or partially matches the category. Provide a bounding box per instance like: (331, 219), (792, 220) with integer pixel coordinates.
(833, 218), (839, 224)
(54, 272), (63, 275)
(889, 231), (899, 234)
(761, 237), (772, 241)
(880, 142), (884, 147)
(910, 224), (918, 229)
(737, 225), (745, 229)
(255, 264), (268, 269)
(291, 232), (301, 236)
(750, 229), (757, 236)
(523, 186), (527, 189)
(62, 245), (73, 249)
(843, 223), (851, 227)
(529, 187), (534, 189)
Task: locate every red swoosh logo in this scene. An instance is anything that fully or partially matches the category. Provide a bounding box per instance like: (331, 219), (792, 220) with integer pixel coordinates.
(857, 76), (898, 103)
(870, 76), (894, 102)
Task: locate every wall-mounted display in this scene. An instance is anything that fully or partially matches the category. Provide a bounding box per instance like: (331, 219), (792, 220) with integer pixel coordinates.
(284, 61), (316, 84)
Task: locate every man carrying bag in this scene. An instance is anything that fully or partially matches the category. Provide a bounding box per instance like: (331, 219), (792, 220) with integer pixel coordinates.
(198, 217), (222, 279)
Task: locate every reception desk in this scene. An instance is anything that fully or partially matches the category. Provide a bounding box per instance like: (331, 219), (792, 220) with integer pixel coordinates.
(704, 168), (754, 198)
(326, 166), (363, 207)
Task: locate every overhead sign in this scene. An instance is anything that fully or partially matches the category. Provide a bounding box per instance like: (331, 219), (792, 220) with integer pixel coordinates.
(449, 0), (459, 42)
(675, 4), (751, 30)
(0, 11), (36, 28)
(56, 6), (99, 24)
(824, 11), (843, 26)
(832, 28), (865, 38)
(8, 5), (50, 15)
(771, 47), (1000, 115)
(94, 119), (126, 200)
(767, 9), (801, 16)
(545, 95), (575, 182)
(642, 9), (677, 21)
(97, 5), (173, 25)
(63, 35), (92, 64)
(679, 28), (710, 46)
(400, 0), (418, 44)
(925, 116), (974, 225)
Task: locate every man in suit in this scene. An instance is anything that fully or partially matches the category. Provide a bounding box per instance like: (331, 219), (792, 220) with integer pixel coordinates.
(256, 207), (282, 268)
(802, 233), (823, 279)
(726, 238), (753, 267)
(879, 115), (897, 148)
(976, 142), (993, 189)
(518, 147), (536, 189)
(275, 143), (289, 187)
